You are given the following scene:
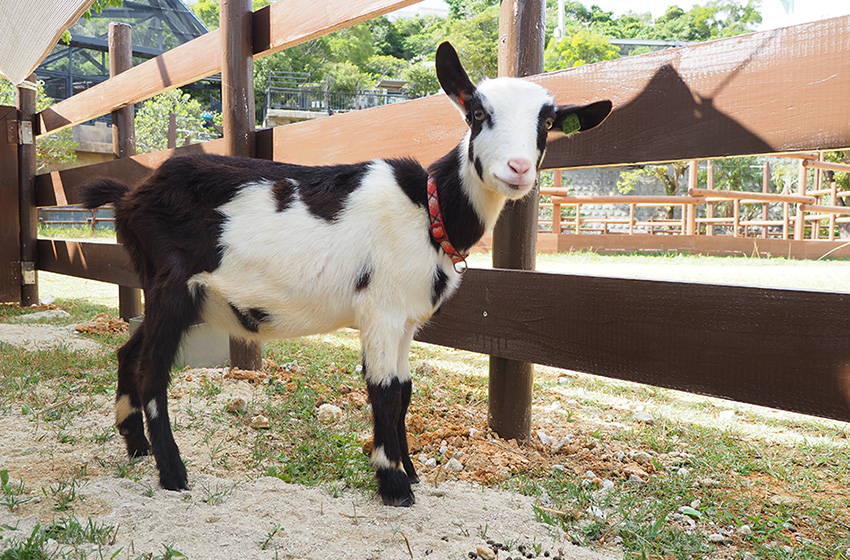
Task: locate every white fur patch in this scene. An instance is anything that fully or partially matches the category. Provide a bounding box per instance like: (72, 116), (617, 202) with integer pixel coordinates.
(146, 399), (159, 420)
(115, 394), (138, 425)
(370, 445), (403, 471)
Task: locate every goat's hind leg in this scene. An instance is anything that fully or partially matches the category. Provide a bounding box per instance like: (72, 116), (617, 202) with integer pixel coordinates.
(115, 326), (150, 458)
(137, 278), (199, 491)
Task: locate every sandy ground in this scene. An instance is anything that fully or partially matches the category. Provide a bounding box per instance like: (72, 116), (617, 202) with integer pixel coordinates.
(0, 321), (618, 560)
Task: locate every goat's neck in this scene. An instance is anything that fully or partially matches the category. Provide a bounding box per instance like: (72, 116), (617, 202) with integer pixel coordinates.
(427, 141), (508, 253)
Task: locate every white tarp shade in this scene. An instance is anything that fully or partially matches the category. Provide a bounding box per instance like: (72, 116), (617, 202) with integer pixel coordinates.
(0, 0), (95, 85)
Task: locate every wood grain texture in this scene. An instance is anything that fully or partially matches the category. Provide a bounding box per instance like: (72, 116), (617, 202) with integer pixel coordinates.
(37, 240), (140, 288)
(535, 15), (850, 168)
(416, 268), (850, 422)
(259, 16), (850, 169)
(0, 106), (21, 303)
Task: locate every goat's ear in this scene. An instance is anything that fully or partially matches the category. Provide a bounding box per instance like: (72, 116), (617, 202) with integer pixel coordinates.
(553, 100), (613, 135)
(435, 42), (476, 115)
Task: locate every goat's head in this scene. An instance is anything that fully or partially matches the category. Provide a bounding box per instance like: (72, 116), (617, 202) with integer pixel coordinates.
(435, 42), (612, 200)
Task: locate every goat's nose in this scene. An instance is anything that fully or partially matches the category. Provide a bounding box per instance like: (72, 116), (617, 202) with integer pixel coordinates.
(508, 158), (533, 176)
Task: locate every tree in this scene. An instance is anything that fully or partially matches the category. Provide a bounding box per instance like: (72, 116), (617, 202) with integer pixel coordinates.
(134, 89), (215, 153)
(619, 162), (690, 219)
(0, 78), (77, 172)
(544, 27), (620, 70)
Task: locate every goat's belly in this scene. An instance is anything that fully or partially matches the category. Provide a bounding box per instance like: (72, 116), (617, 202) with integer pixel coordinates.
(189, 272), (356, 341)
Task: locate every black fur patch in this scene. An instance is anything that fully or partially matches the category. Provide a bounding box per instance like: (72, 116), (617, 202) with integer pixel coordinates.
(355, 265), (372, 292)
(431, 267), (449, 306)
(272, 179), (296, 212)
(386, 158), (429, 209)
(298, 165), (369, 222)
(229, 303), (269, 333)
(537, 104), (557, 157)
(424, 145), (486, 254)
(474, 157), (484, 181)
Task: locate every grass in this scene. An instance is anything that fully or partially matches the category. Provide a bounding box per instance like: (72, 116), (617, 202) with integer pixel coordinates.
(2, 250), (849, 559)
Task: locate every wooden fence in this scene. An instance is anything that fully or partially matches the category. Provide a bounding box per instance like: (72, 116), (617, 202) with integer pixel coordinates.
(524, 154), (850, 258)
(2, 5), (850, 433)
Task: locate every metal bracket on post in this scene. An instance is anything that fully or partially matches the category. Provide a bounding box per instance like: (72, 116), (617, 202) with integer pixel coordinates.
(21, 262), (35, 285)
(18, 121), (33, 145)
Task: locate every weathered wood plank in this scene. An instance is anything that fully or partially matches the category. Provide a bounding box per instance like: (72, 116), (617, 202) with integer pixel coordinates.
(416, 268), (850, 423)
(0, 106), (21, 304)
(536, 15), (850, 168)
(38, 0), (419, 136)
(37, 240), (140, 288)
(265, 15), (850, 168)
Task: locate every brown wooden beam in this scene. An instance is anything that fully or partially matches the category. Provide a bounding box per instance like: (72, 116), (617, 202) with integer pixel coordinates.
(37, 239), (140, 288)
(0, 106), (21, 304)
(110, 23), (143, 322)
(417, 268), (850, 423)
(17, 76), (38, 306)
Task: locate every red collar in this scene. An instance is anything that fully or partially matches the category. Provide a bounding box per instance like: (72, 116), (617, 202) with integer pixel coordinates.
(427, 174), (468, 273)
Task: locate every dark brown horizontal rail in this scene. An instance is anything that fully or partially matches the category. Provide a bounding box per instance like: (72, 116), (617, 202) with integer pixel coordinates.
(38, 0), (419, 136)
(34, 233), (850, 423)
(37, 239), (139, 288)
(416, 268), (850, 423)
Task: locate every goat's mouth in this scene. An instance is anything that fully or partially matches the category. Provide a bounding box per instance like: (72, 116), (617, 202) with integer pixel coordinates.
(495, 177), (535, 198)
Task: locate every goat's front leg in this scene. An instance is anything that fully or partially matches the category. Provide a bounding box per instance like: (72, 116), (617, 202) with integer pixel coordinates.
(362, 325), (415, 506)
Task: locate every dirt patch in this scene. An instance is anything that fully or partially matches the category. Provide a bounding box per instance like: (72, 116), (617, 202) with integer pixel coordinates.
(0, 323), (101, 352)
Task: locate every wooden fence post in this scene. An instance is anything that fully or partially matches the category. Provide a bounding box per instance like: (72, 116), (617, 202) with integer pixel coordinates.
(221, 0), (262, 370)
(0, 105), (21, 304)
(686, 160), (698, 235)
(488, 0), (545, 441)
(17, 76), (38, 307)
(110, 22), (143, 322)
(795, 160), (807, 240)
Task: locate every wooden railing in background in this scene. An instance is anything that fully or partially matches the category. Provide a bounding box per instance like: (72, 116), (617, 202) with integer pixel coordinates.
(2, 12), (849, 427)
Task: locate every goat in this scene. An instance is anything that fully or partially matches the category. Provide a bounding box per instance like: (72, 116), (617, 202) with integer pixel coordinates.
(82, 42), (612, 507)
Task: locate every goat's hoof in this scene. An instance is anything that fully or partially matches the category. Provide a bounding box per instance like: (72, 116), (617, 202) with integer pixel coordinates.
(159, 464), (189, 491)
(377, 469), (416, 507)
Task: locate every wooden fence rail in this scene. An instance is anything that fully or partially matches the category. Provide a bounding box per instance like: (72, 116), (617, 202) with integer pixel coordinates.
(3, 12), (850, 429)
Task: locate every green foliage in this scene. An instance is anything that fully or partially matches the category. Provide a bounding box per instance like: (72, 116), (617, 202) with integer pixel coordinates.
(0, 78), (78, 172)
(134, 89), (214, 153)
(544, 27), (620, 70)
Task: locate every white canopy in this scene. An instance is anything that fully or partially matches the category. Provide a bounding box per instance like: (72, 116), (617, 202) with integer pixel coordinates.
(0, 0), (95, 85)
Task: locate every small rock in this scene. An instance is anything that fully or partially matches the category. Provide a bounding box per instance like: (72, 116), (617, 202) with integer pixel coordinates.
(250, 415), (270, 429)
(551, 435), (573, 453)
(633, 410), (655, 423)
(738, 524), (753, 537)
(476, 545), (496, 560)
(717, 409), (736, 421)
(632, 450), (653, 464)
(551, 464), (565, 473)
(317, 403), (342, 424)
(616, 450), (626, 462)
(537, 430), (553, 446)
(439, 444), (449, 455)
(226, 397), (247, 413)
(583, 470), (597, 479)
(623, 463), (649, 479)
(600, 479), (615, 493)
(445, 458), (464, 472)
(708, 533), (729, 544)
(677, 467), (690, 477)
(742, 553), (758, 560)
(628, 474), (645, 485)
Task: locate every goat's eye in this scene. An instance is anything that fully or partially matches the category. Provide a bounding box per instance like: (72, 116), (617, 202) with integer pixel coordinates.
(473, 109), (486, 122)
(545, 117), (555, 130)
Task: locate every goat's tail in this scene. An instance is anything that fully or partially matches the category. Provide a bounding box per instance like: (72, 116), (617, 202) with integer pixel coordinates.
(81, 178), (132, 210)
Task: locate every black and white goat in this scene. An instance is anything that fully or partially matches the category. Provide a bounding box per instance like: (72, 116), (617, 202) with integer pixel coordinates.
(83, 42), (611, 507)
